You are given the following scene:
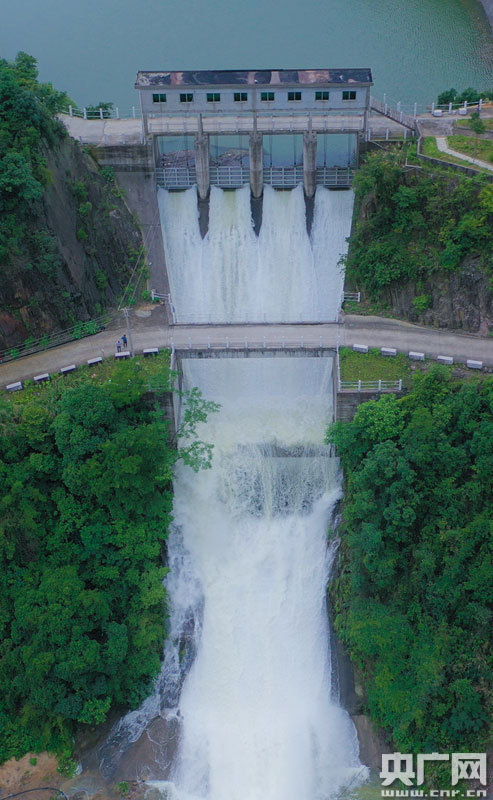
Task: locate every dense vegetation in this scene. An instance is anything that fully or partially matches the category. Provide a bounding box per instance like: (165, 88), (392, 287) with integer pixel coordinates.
(346, 149), (493, 299)
(0, 53), (141, 352)
(0, 357), (217, 763)
(436, 87), (493, 106)
(0, 52), (69, 265)
(328, 369), (492, 763)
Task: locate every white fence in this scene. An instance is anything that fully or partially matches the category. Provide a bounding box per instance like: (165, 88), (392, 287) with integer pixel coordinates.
(343, 292), (361, 302)
(339, 379), (403, 392)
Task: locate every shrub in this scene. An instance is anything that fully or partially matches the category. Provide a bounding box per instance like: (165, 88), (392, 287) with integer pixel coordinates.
(412, 294), (431, 312)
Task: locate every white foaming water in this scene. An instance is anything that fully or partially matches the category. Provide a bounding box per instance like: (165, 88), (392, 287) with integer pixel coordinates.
(158, 184), (353, 323)
(168, 358), (366, 800)
(105, 185), (366, 797)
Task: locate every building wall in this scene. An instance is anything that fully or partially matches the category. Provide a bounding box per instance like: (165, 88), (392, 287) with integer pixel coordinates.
(139, 86), (367, 116)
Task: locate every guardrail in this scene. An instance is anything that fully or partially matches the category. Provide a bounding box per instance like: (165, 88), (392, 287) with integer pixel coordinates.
(343, 292), (361, 302)
(147, 113), (365, 136)
(0, 315), (115, 364)
(339, 379), (403, 392)
(63, 105), (141, 119)
(171, 338), (335, 351)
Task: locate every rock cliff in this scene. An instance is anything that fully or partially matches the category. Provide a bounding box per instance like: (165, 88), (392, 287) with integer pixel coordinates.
(0, 137), (142, 351)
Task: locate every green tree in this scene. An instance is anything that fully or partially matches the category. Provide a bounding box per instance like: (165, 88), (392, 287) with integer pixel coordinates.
(330, 371), (493, 763)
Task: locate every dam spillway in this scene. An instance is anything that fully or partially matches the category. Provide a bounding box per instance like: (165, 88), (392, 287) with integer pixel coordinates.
(158, 184), (354, 323)
(102, 182), (366, 799)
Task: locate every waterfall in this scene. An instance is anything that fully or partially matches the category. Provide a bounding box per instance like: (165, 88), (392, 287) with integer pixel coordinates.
(158, 185), (353, 323)
(103, 185), (367, 798)
(166, 357), (366, 800)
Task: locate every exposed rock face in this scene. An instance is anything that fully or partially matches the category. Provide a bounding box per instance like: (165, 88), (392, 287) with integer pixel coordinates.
(351, 714), (390, 770)
(478, 0), (493, 32)
(385, 257), (493, 334)
(0, 136), (142, 351)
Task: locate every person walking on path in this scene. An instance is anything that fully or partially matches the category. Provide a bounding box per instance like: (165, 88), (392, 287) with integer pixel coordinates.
(116, 339), (122, 353)
(121, 334), (128, 349)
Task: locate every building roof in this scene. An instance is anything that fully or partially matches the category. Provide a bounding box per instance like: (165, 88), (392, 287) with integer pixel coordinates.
(135, 69), (373, 88)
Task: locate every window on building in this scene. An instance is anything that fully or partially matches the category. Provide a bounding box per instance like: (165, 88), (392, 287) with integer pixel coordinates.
(180, 93), (194, 103)
(342, 91), (357, 101)
(207, 93), (221, 102)
(234, 92), (248, 102)
(152, 93), (167, 103)
(261, 92), (275, 102)
(315, 91), (329, 101)
(287, 91), (302, 101)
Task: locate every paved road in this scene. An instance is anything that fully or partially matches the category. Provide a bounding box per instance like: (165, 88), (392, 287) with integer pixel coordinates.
(435, 137), (493, 172)
(1, 314), (492, 388)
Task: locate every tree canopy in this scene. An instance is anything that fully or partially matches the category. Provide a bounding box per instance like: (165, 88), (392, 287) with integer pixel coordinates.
(0, 52), (71, 263)
(346, 150), (493, 298)
(0, 360), (216, 762)
(328, 369), (492, 761)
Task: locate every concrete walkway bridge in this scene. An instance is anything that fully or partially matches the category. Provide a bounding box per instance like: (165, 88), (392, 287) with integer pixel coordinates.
(2, 315), (492, 392)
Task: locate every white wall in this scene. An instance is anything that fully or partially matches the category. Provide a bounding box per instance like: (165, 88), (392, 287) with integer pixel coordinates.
(140, 86), (367, 115)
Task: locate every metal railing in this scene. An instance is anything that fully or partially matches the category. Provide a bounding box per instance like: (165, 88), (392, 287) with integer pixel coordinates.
(171, 337), (336, 352)
(365, 126), (413, 142)
(209, 165), (250, 187)
(156, 166), (197, 188)
(147, 112), (365, 136)
(155, 165), (353, 189)
(316, 167), (354, 186)
(0, 314), (115, 364)
(343, 291), (361, 302)
(263, 166), (304, 187)
(62, 105), (141, 120)
(339, 379), (403, 392)
(370, 96), (417, 131)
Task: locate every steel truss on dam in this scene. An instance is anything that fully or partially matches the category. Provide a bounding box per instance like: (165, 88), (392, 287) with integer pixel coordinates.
(136, 69), (373, 197)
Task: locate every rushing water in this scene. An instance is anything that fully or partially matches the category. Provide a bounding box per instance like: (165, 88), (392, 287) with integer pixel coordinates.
(159, 184), (352, 323)
(1, 0), (491, 110)
(102, 186), (366, 798)
(165, 357), (366, 800)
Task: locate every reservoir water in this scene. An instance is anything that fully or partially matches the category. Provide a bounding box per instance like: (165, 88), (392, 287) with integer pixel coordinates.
(1, 0), (492, 110)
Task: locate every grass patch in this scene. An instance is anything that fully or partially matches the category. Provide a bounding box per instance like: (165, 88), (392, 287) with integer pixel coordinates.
(340, 347), (412, 383)
(421, 137), (492, 173)
(343, 298), (397, 318)
(339, 347), (488, 387)
(421, 137), (491, 172)
(455, 118), (493, 130)
(447, 134), (493, 164)
(7, 351), (172, 409)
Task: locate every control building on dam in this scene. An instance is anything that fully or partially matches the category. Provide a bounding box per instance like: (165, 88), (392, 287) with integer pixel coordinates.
(135, 68), (373, 198)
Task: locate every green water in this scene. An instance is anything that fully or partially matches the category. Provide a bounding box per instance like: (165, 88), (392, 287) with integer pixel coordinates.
(1, 0), (491, 111)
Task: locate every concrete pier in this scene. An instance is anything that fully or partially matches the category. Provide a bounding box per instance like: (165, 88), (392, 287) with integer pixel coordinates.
(195, 133), (210, 200)
(303, 131), (317, 198)
(249, 132), (263, 199)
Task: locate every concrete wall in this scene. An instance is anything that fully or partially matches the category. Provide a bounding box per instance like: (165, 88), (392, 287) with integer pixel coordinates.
(140, 86), (367, 116)
(336, 391), (394, 421)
